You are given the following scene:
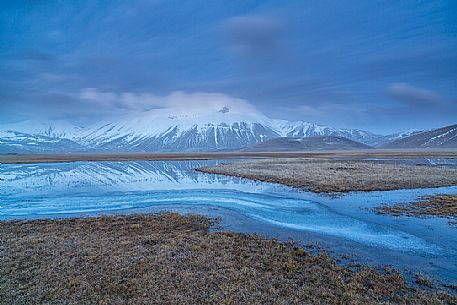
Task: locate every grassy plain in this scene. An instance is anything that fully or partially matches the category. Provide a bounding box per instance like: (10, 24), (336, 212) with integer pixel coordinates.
(198, 158), (457, 193)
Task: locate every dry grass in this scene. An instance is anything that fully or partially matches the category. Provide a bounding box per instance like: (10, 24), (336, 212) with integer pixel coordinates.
(197, 158), (457, 193)
(0, 213), (455, 305)
(374, 195), (457, 223)
(1, 150), (456, 164)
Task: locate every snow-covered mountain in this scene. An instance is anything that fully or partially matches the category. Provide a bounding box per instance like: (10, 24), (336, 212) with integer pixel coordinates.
(0, 130), (85, 153)
(1, 120), (82, 139)
(1, 106), (389, 152)
(74, 108), (280, 151)
(279, 120), (386, 146)
(73, 106), (387, 151)
(381, 124), (457, 149)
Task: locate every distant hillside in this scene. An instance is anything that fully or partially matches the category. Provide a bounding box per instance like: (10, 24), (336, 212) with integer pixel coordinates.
(243, 136), (373, 152)
(381, 124), (457, 149)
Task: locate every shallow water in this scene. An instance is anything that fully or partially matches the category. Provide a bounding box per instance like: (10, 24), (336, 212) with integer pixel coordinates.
(1, 160), (456, 283)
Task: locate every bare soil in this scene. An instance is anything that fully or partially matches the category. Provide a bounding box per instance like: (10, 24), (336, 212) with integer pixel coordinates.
(374, 194), (457, 223)
(197, 158), (457, 193)
(1, 213), (455, 305)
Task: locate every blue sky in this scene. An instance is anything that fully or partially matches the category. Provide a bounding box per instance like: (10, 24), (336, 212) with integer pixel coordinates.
(1, 0), (456, 134)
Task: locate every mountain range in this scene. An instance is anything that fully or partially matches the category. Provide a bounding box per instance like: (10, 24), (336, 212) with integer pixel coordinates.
(0, 106), (455, 152)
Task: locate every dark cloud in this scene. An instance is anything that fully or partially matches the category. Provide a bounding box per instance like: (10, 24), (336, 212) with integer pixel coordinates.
(351, 83), (457, 131)
(222, 15), (283, 56)
(386, 83), (445, 106)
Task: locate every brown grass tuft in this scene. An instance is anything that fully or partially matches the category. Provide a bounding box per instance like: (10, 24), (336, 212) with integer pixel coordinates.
(374, 194), (457, 225)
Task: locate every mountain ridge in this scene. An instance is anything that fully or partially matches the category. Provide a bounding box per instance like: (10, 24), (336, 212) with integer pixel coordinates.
(1, 108), (455, 152)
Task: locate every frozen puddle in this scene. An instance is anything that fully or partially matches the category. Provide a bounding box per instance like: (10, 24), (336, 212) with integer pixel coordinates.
(1, 160), (456, 282)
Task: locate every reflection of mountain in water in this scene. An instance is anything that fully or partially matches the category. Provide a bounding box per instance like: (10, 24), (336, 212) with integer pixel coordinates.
(0, 160), (260, 195)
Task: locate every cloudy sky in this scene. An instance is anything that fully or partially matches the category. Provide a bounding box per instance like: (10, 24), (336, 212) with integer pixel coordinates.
(1, 0), (456, 134)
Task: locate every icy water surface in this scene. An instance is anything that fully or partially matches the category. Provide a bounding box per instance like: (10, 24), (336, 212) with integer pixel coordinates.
(1, 160), (456, 283)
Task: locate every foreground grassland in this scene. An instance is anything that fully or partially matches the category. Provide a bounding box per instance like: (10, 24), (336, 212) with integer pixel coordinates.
(374, 194), (457, 224)
(1, 213), (455, 305)
(197, 158), (457, 193)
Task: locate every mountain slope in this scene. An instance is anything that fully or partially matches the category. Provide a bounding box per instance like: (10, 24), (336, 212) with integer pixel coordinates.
(277, 121), (386, 146)
(0, 130), (86, 153)
(381, 124), (457, 149)
(384, 129), (423, 143)
(244, 136), (373, 152)
(0, 120), (82, 139)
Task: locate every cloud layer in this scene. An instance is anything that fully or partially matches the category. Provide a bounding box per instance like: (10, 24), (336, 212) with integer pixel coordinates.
(1, 1), (456, 133)
(78, 89), (262, 116)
